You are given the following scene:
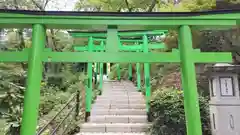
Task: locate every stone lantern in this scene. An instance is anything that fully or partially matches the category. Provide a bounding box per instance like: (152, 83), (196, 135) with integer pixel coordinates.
(205, 63), (240, 135)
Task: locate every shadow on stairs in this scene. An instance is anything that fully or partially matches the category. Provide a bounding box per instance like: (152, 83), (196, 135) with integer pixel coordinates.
(76, 80), (151, 135)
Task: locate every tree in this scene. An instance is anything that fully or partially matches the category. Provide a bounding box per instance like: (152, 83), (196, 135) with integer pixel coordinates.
(75, 0), (161, 12)
(75, 0), (215, 12)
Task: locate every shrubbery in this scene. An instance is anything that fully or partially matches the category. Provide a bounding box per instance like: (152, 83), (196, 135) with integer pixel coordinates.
(149, 88), (211, 135)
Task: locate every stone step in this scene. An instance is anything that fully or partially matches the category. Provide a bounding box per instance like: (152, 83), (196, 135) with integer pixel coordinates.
(99, 91), (142, 96)
(105, 87), (137, 89)
(99, 93), (142, 96)
(97, 95), (143, 100)
(103, 90), (137, 92)
(102, 93), (142, 96)
(96, 98), (145, 102)
(96, 97), (129, 100)
(95, 101), (145, 105)
(80, 123), (151, 132)
(104, 80), (119, 82)
(112, 86), (126, 88)
(111, 86), (136, 88)
(76, 132), (148, 135)
(95, 99), (145, 105)
(106, 91), (140, 93)
(92, 104), (146, 109)
(101, 91), (141, 94)
(124, 87), (138, 90)
(108, 87), (129, 89)
(122, 86), (135, 88)
(96, 98), (144, 102)
(94, 100), (145, 104)
(76, 81), (150, 135)
(110, 104), (146, 109)
(102, 90), (140, 92)
(89, 115), (147, 123)
(91, 109), (146, 115)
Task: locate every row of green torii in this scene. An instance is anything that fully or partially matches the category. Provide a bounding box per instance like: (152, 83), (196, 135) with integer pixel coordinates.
(69, 30), (168, 120)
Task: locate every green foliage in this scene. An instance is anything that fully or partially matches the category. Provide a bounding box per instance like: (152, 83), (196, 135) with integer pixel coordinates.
(158, 2), (190, 12)
(0, 0), (36, 9)
(0, 63), (26, 135)
(181, 0), (216, 11)
(39, 87), (70, 115)
(149, 88), (211, 135)
(37, 72), (87, 135)
(226, 0), (240, 4)
(38, 95), (76, 134)
(75, 0), (215, 12)
(75, 0), (160, 12)
(92, 88), (101, 103)
(109, 63), (129, 80)
(0, 119), (6, 135)
(150, 64), (181, 90)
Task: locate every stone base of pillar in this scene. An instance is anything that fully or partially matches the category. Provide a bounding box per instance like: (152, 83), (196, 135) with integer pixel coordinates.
(85, 112), (91, 122)
(147, 111), (153, 122)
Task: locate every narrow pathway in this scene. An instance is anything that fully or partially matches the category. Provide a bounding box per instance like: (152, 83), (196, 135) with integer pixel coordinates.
(77, 80), (151, 135)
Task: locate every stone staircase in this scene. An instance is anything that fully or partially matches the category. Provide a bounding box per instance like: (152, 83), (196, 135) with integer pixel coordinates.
(77, 80), (151, 135)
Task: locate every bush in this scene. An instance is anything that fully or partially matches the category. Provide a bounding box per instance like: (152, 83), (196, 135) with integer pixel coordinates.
(149, 88), (211, 135)
(109, 63), (130, 80)
(39, 90), (71, 116)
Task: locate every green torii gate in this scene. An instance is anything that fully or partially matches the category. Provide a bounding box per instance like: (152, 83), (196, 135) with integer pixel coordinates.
(92, 34), (167, 83)
(71, 31), (167, 120)
(91, 35), (167, 101)
(70, 30), (167, 86)
(0, 9), (236, 135)
(70, 30), (167, 79)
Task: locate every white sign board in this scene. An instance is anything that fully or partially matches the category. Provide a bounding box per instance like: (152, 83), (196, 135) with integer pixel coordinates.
(211, 78), (217, 96)
(220, 77), (234, 96)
